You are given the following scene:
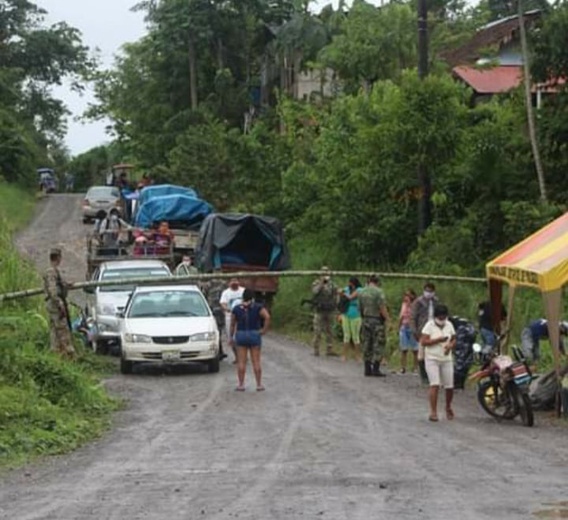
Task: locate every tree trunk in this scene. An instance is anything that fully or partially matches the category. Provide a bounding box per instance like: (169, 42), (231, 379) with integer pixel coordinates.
(518, 0), (547, 202)
(189, 34), (198, 110)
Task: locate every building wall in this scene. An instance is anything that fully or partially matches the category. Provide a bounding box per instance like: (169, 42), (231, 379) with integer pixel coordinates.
(295, 68), (337, 100)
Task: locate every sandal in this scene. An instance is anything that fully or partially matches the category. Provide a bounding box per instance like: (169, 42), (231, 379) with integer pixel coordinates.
(235, 385), (245, 392)
(446, 409), (455, 420)
(256, 386), (265, 392)
(428, 415), (439, 422)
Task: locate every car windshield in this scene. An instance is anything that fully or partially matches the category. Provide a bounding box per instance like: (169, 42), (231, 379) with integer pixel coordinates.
(100, 268), (170, 292)
(87, 187), (119, 199)
(127, 291), (210, 318)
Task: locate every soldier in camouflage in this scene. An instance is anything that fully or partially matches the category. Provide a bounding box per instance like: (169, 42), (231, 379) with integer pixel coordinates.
(358, 274), (390, 377)
(43, 248), (75, 358)
(203, 272), (229, 360)
(311, 266), (338, 357)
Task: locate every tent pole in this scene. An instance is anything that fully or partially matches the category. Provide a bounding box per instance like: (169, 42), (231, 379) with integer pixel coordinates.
(503, 284), (516, 355)
(542, 288), (563, 417)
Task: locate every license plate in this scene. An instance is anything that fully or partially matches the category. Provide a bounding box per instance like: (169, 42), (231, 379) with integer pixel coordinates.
(162, 350), (180, 362)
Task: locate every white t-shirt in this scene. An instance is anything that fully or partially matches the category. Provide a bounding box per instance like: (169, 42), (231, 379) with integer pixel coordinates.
(220, 287), (245, 317)
(421, 319), (456, 362)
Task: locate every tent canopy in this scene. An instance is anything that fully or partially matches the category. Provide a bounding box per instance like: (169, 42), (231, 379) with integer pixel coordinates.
(134, 193), (213, 229)
(486, 212), (568, 292)
(486, 212), (568, 378)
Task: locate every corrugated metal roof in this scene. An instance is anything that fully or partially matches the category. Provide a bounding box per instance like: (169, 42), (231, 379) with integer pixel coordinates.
(453, 65), (565, 94)
(453, 65), (522, 94)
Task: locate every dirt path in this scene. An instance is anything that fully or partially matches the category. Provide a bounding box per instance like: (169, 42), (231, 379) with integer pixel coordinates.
(2, 194), (567, 519)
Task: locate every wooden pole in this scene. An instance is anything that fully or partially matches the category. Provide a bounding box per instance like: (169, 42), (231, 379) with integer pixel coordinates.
(0, 270), (486, 303)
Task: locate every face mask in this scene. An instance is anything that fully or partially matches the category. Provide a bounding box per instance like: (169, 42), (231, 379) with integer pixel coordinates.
(424, 291), (435, 299)
(111, 215), (118, 221)
(182, 260), (190, 266)
(435, 318), (446, 327)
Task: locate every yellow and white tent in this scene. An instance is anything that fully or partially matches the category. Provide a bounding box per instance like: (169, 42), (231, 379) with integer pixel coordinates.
(486, 211), (568, 373)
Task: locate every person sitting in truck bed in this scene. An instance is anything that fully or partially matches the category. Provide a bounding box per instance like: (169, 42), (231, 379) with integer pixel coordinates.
(152, 221), (174, 255)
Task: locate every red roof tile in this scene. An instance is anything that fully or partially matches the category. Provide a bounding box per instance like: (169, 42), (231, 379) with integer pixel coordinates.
(453, 65), (522, 93)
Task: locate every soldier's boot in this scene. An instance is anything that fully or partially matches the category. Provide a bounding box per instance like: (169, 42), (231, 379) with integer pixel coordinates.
(313, 347), (320, 357)
(372, 362), (387, 377)
(364, 361), (373, 376)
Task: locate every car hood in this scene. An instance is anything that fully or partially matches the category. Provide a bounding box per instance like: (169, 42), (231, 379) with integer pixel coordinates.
(123, 317), (216, 336)
(97, 291), (132, 310)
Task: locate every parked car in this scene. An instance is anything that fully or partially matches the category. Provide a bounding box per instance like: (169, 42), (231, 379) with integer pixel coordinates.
(118, 285), (220, 375)
(82, 186), (122, 223)
(85, 259), (172, 354)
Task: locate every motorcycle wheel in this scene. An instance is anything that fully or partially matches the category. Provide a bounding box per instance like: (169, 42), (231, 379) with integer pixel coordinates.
(509, 384), (535, 427)
(477, 380), (517, 420)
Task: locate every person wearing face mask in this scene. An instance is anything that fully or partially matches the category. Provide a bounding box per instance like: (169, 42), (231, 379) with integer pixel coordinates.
(421, 304), (456, 422)
(411, 282), (439, 384)
(230, 289), (271, 391)
(174, 255), (198, 277)
(99, 208), (129, 250)
(221, 278), (245, 361)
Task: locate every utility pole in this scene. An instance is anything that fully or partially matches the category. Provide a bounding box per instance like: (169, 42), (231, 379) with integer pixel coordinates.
(417, 0), (431, 235)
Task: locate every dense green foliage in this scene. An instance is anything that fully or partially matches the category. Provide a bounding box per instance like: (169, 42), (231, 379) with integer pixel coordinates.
(0, 0), (92, 186)
(86, 0), (568, 275)
(0, 184), (117, 468)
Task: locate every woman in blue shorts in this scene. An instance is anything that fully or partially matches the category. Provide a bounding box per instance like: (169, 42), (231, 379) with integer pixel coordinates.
(230, 289), (271, 391)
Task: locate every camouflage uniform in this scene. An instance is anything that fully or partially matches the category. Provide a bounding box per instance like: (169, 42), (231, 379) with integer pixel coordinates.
(43, 255), (75, 358)
(358, 284), (387, 376)
(311, 278), (337, 356)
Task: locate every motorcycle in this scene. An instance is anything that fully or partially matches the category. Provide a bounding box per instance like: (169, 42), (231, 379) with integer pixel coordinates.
(469, 343), (535, 427)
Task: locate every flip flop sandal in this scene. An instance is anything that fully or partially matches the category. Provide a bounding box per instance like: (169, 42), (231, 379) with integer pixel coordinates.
(256, 386), (265, 392)
(235, 386), (245, 392)
(446, 409), (455, 420)
(429, 416), (439, 422)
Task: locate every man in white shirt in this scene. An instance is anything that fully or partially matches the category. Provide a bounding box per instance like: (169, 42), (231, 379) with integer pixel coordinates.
(220, 278), (245, 361)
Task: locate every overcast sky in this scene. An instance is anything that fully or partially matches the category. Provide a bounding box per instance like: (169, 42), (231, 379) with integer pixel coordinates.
(36, 0), (354, 156)
(36, 0), (147, 156)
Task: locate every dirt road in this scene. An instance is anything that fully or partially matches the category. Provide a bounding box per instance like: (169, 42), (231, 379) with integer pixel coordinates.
(2, 194), (567, 519)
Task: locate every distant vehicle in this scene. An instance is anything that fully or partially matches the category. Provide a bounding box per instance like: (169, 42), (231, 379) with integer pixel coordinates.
(37, 168), (57, 194)
(118, 285), (220, 374)
(84, 259), (172, 354)
(82, 186), (122, 223)
(196, 213), (291, 308)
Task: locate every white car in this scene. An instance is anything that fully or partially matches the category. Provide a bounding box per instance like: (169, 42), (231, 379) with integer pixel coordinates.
(118, 285), (220, 375)
(85, 260), (172, 353)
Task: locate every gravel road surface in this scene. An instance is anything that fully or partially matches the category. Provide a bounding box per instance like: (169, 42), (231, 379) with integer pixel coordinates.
(2, 194), (567, 520)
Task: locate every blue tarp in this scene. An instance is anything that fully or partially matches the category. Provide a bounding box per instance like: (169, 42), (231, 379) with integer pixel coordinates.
(138, 184), (198, 207)
(135, 193), (213, 228)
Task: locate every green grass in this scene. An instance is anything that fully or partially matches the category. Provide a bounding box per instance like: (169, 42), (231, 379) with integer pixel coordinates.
(272, 237), (567, 371)
(0, 181), (37, 232)
(0, 183), (118, 469)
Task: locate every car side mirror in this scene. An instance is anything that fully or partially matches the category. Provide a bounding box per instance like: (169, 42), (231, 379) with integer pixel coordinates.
(115, 311), (125, 319)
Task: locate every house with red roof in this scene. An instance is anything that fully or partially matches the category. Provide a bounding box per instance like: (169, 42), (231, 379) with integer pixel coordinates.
(442, 10), (563, 106)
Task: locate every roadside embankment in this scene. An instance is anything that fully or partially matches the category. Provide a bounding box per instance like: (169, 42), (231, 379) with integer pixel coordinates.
(0, 184), (117, 469)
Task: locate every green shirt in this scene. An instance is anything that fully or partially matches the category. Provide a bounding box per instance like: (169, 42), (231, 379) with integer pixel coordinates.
(358, 285), (386, 318)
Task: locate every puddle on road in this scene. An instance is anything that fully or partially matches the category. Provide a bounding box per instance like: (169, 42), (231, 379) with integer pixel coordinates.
(533, 502), (568, 518)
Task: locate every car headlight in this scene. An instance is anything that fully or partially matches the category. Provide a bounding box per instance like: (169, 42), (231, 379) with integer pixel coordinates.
(98, 323), (116, 333)
(97, 304), (115, 316)
(124, 333), (152, 343)
(189, 331), (216, 342)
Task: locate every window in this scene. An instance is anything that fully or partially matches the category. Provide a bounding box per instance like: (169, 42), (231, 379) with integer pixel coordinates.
(128, 291), (210, 318)
(100, 268), (170, 292)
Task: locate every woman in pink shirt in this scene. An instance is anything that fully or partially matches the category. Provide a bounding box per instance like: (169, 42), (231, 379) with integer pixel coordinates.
(398, 289), (418, 374)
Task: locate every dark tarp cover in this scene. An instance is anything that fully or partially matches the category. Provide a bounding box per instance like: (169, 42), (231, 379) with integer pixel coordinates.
(138, 184), (198, 207)
(135, 193), (213, 229)
(196, 213), (291, 272)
